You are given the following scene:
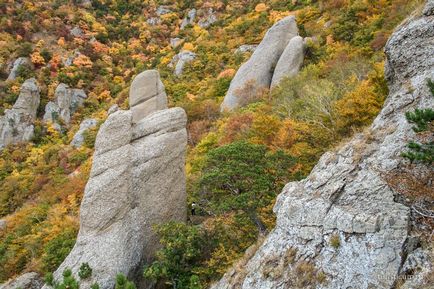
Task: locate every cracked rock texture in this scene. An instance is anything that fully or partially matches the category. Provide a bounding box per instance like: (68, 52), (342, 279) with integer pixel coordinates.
(212, 2), (433, 289)
(44, 70), (187, 289)
(0, 78), (40, 148)
(220, 16), (303, 111)
(0, 272), (43, 289)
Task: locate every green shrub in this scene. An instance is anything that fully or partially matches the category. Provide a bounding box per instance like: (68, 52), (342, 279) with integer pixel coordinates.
(42, 229), (77, 273)
(402, 80), (434, 164)
(144, 222), (204, 289)
(78, 262), (92, 280)
(115, 273), (136, 289)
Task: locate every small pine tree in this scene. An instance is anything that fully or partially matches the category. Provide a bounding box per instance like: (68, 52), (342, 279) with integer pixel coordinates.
(78, 263), (92, 280)
(115, 274), (136, 289)
(401, 79), (434, 164)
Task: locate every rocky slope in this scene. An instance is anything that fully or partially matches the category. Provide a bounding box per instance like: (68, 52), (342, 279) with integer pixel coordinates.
(43, 70), (187, 289)
(212, 2), (434, 289)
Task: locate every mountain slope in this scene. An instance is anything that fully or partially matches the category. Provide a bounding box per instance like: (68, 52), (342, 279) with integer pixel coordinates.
(211, 2), (434, 288)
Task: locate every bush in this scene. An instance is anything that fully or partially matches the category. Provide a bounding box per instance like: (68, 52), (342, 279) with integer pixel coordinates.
(42, 229), (77, 272)
(78, 262), (92, 280)
(115, 273), (136, 289)
(144, 222), (204, 289)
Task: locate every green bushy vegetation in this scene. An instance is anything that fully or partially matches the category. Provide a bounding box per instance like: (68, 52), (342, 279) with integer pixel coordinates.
(401, 80), (434, 164)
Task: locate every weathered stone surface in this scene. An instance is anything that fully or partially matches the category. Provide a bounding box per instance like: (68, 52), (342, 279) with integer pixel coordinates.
(70, 26), (83, 37)
(198, 8), (217, 28)
(212, 3), (433, 289)
(0, 272), (43, 289)
(171, 50), (197, 76)
(156, 5), (171, 16)
(180, 8), (196, 29)
(0, 78), (40, 148)
(43, 83), (87, 125)
(147, 17), (161, 26)
(6, 57), (32, 81)
(270, 35), (305, 88)
(220, 16), (298, 111)
(129, 70), (167, 123)
(45, 71), (187, 289)
(0, 219), (6, 231)
(170, 37), (184, 48)
(70, 118), (97, 148)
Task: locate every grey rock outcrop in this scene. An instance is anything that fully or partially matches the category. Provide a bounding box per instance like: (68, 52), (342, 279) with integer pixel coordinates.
(45, 70), (187, 289)
(6, 57), (32, 81)
(212, 3), (433, 289)
(0, 272), (43, 289)
(156, 5), (172, 16)
(220, 16), (299, 111)
(70, 118), (97, 148)
(170, 37), (183, 48)
(180, 8), (196, 29)
(43, 83), (87, 125)
(70, 26), (84, 38)
(129, 70), (167, 123)
(0, 78), (40, 148)
(270, 35), (305, 88)
(197, 8), (217, 28)
(0, 219), (6, 231)
(171, 50), (196, 76)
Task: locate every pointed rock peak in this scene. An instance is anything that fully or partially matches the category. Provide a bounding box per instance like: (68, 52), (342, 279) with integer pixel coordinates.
(129, 69), (168, 123)
(12, 78), (40, 115)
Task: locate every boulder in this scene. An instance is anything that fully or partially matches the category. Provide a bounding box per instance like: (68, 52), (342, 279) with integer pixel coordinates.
(198, 8), (217, 28)
(171, 50), (196, 76)
(211, 3), (434, 289)
(147, 17), (161, 26)
(156, 5), (172, 16)
(220, 16), (298, 111)
(170, 37), (184, 48)
(270, 35), (305, 88)
(6, 57), (32, 81)
(70, 26), (84, 38)
(0, 219), (6, 231)
(43, 83), (87, 125)
(70, 118), (98, 148)
(0, 272), (43, 289)
(129, 70), (167, 123)
(180, 8), (196, 29)
(0, 78), (40, 148)
(45, 71), (187, 289)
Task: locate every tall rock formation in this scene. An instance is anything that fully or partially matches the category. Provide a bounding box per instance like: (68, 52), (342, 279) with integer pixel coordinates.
(0, 78), (40, 148)
(270, 35), (305, 89)
(212, 2), (433, 289)
(220, 16), (298, 111)
(45, 70), (187, 289)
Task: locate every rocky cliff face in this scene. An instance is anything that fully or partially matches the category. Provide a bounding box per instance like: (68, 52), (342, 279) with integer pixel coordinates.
(0, 78), (40, 148)
(220, 16), (304, 111)
(44, 70), (187, 289)
(212, 2), (433, 289)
